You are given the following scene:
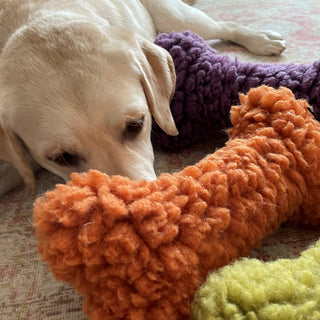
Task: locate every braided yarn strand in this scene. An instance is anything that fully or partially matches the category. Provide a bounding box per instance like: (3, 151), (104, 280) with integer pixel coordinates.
(153, 31), (320, 150)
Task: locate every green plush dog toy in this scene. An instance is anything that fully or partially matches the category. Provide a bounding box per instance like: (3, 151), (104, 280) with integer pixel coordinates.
(191, 239), (320, 320)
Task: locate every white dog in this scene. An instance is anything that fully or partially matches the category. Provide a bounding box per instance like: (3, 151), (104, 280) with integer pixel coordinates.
(0, 0), (286, 196)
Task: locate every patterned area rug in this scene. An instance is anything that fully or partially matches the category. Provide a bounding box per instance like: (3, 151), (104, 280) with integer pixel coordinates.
(1, 0), (320, 319)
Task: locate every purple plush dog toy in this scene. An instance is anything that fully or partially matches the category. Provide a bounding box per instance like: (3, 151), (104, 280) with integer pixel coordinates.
(152, 31), (320, 151)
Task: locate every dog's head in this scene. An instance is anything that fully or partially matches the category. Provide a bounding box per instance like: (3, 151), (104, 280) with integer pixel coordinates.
(0, 21), (178, 190)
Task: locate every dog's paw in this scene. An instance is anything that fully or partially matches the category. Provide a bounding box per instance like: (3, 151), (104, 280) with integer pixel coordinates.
(244, 29), (286, 55)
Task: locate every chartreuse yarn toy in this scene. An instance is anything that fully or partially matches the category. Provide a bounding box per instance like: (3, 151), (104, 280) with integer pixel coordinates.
(191, 238), (320, 320)
(33, 86), (320, 320)
(153, 31), (320, 150)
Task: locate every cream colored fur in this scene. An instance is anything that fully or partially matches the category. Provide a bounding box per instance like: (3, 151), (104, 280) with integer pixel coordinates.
(0, 0), (286, 196)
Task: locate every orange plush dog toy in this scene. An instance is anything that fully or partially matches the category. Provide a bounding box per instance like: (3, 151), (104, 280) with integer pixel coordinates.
(33, 86), (320, 320)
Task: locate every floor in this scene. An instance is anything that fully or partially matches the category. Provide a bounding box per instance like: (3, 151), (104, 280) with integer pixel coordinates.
(1, 1), (320, 319)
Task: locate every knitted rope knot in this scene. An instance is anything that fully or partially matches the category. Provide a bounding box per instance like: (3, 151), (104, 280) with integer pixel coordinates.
(33, 86), (320, 320)
(191, 237), (320, 320)
(152, 31), (320, 150)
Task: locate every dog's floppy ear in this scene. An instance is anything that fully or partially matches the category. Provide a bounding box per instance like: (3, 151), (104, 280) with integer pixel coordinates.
(138, 39), (178, 136)
(0, 112), (36, 192)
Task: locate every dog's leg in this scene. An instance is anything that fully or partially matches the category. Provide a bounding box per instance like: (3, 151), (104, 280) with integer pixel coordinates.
(0, 159), (40, 196)
(0, 161), (25, 196)
(142, 0), (286, 55)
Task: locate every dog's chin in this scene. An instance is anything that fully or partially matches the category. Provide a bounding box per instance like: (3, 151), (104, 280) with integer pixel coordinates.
(139, 171), (157, 182)
(127, 169), (157, 182)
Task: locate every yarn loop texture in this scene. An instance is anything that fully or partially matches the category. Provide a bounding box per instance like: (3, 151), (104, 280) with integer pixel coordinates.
(153, 31), (320, 150)
(191, 238), (320, 320)
(34, 86), (320, 320)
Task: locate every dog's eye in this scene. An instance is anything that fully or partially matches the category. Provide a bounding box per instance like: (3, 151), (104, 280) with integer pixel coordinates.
(47, 152), (81, 167)
(124, 116), (144, 139)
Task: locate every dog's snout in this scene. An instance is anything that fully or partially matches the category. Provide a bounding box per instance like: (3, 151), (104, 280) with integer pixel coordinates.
(125, 164), (157, 182)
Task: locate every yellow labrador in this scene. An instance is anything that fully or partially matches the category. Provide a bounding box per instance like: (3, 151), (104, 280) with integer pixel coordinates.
(0, 0), (286, 196)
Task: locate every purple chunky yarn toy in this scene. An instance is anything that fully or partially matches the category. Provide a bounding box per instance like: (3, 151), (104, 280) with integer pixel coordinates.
(152, 31), (320, 151)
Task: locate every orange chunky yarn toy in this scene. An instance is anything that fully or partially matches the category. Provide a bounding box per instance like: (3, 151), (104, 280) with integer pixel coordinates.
(33, 86), (320, 320)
